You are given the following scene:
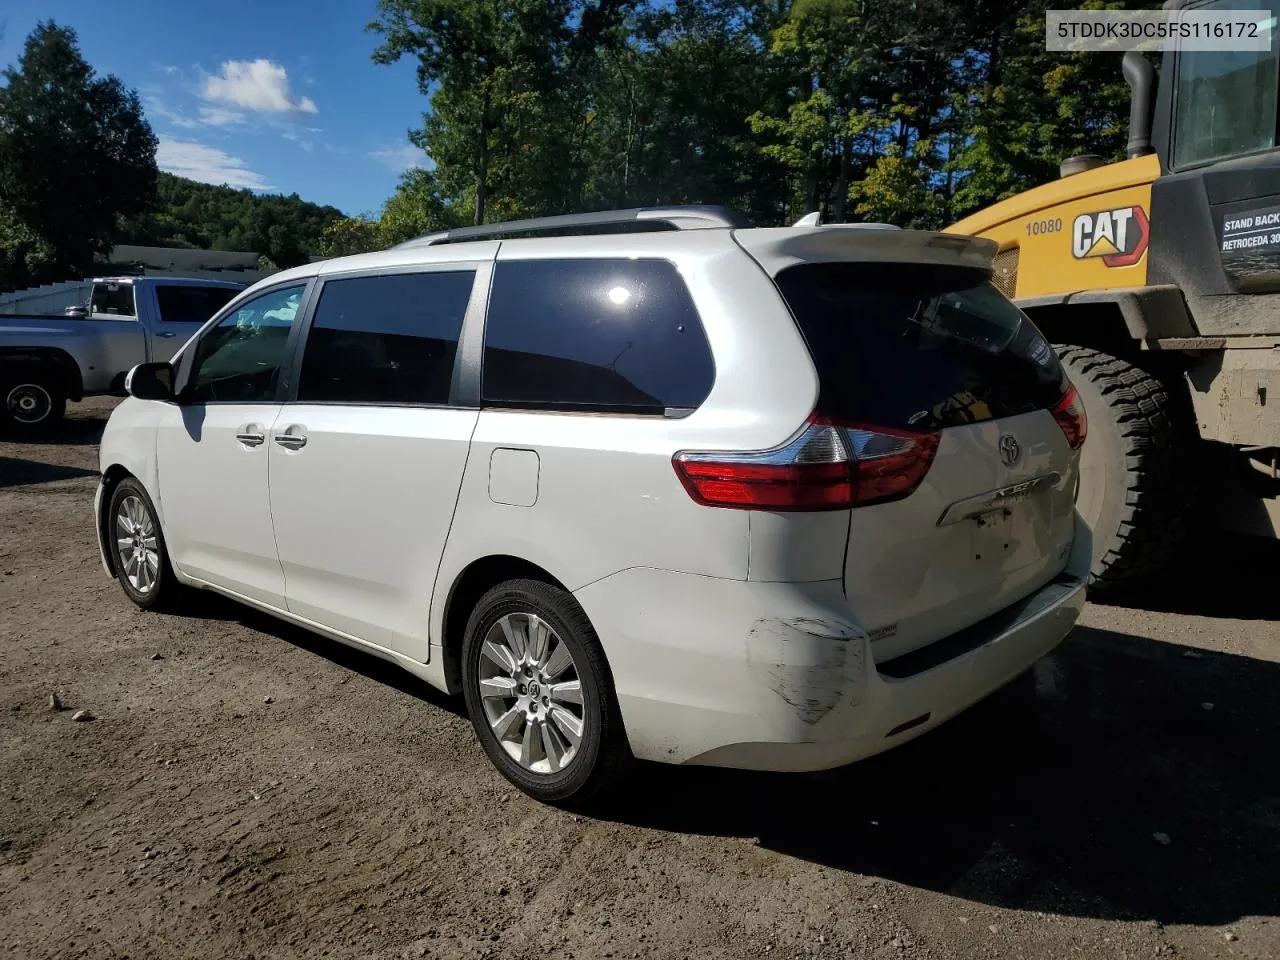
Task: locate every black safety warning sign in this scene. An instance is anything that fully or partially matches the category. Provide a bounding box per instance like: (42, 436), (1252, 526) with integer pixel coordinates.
(1219, 201), (1280, 287)
(1221, 204), (1280, 253)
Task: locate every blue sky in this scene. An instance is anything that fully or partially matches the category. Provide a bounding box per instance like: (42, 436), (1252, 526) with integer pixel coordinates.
(1, 0), (434, 215)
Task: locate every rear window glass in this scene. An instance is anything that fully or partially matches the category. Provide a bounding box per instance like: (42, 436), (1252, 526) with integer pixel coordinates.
(482, 259), (715, 415)
(775, 262), (1066, 431)
(91, 283), (135, 317)
(155, 285), (241, 324)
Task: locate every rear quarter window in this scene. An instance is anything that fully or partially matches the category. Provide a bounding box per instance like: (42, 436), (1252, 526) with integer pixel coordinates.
(775, 262), (1066, 431)
(482, 258), (715, 415)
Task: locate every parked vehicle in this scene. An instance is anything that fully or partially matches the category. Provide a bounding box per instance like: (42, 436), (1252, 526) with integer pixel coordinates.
(94, 206), (1091, 805)
(0, 276), (244, 432)
(949, 10), (1280, 596)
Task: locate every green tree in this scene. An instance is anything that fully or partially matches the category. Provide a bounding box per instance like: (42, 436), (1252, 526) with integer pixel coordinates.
(0, 21), (157, 288)
(0, 204), (57, 292)
(748, 0), (968, 226)
(318, 216), (383, 258)
(117, 172), (346, 266)
(949, 0), (1141, 218)
(361, 0), (1150, 233)
(378, 167), (468, 245)
(576, 0), (788, 222)
(369, 0), (638, 224)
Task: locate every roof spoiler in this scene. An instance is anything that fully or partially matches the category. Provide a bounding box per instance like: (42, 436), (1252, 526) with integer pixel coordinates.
(735, 227), (997, 277)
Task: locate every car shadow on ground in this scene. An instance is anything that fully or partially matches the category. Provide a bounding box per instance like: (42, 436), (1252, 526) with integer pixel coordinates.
(0, 456), (99, 488)
(0, 411), (113, 447)
(174, 589), (467, 719)
(1094, 532), (1280, 620)
(595, 625), (1280, 927)
(177, 580), (1280, 928)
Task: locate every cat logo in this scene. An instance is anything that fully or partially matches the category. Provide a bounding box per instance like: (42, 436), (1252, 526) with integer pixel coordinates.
(1071, 205), (1149, 267)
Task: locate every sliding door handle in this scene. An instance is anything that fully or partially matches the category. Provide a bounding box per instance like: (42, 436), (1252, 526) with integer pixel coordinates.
(273, 433), (307, 450)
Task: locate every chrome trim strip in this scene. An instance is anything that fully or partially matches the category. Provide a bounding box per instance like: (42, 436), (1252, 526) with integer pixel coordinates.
(936, 472), (1062, 527)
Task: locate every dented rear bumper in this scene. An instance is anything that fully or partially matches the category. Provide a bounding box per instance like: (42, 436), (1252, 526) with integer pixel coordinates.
(574, 515), (1089, 772)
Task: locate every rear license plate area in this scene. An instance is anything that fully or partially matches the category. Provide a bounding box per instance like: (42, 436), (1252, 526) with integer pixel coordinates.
(970, 507), (1015, 563)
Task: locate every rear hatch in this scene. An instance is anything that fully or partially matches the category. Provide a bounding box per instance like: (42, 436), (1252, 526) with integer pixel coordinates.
(731, 229), (1085, 662)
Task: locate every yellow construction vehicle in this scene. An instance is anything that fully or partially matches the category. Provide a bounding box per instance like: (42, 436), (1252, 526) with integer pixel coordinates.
(948, 8), (1280, 596)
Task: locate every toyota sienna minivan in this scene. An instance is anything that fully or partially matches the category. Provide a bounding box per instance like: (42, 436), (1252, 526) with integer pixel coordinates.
(96, 206), (1090, 805)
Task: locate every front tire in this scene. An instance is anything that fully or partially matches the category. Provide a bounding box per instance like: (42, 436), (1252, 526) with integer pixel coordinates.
(107, 478), (181, 611)
(1, 377), (66, 433)
(1056, 345), (1191, 597)
(461, 579), (631, 806)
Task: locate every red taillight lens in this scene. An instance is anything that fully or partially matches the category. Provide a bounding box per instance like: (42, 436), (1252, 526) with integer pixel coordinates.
(1052, 383), (1088, 450)
(673, 417), (938, 511)
(839, 423), (940, 505)
(674, 459), (855, 510)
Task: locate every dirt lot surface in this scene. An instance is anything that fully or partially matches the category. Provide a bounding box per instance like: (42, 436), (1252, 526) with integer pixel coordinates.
(2, 397), (1278, 960)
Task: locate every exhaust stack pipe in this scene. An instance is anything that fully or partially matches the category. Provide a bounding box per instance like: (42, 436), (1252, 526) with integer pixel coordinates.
(1122, 51), (1156, 159)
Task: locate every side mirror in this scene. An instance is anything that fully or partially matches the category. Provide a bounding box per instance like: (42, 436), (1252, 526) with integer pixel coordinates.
(125, 362), (174, 401)
(64, 304), (89, 318)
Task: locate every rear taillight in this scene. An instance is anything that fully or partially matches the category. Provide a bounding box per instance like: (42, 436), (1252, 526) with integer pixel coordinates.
(672, 416), (939, 511)
(1051, 383), (1087, 450)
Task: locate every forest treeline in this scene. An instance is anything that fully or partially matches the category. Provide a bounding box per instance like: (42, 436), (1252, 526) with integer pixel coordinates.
(2, 3), (1143, 286)
(327, 0), (1142, 254)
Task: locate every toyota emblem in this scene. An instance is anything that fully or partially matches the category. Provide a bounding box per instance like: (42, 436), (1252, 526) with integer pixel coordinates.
(998, 434), (1021, 467)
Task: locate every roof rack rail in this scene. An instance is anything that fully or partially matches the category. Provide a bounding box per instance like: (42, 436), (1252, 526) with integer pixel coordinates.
(394, 205), (751, 248)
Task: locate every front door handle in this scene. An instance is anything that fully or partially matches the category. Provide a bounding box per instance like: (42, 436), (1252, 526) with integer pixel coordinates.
(235, 424), (265, 447)
(156, 331), (177, 339)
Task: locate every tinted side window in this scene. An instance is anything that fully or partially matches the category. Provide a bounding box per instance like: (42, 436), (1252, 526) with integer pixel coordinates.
(482, 259), (714, 414)
(186, 284), (305, 404)
(297, 271), (474, 405)
(155, 285), (241, 324)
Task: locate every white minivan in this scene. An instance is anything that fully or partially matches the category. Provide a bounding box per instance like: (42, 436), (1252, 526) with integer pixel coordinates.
(96, 206), (1090, 805)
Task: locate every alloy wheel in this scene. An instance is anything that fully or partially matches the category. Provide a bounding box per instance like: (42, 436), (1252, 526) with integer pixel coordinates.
(115, 495), (160, 594)
(477, 612), (585, 774)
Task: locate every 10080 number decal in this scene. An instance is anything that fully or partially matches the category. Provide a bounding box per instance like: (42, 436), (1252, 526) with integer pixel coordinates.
(1026, 218), (1063, 236)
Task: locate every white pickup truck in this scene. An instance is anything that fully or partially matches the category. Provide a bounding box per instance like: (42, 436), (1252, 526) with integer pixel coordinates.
(0, 276), (245, 432)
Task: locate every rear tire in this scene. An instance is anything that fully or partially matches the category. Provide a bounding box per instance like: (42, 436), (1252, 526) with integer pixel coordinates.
(461, 579), (632, 807)
(1055, 345), (1192, 598)
(1, 376), (66, 434)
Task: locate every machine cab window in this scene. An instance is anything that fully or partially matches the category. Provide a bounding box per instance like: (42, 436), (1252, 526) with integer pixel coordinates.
(1172, 0), (1279, 168)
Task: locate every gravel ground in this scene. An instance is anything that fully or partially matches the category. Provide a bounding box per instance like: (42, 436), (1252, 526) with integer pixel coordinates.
(2, 397), (1278, 960)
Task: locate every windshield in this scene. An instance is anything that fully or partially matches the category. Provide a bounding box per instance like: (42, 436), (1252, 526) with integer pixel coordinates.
(1172, 0), (1279, 168)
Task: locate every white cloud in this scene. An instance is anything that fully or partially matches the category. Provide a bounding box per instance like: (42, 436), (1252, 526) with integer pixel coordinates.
(145, 96), (202, 130)
(198, 105), (247, 127)
(157, 139), (270, 190)
(202, 59), (318, 115)
(370, 145), (432, 172)
(280, 130), (315, 153)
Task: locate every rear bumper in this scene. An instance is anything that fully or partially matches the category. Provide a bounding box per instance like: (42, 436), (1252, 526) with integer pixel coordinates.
(574, 515), (1090, 772)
